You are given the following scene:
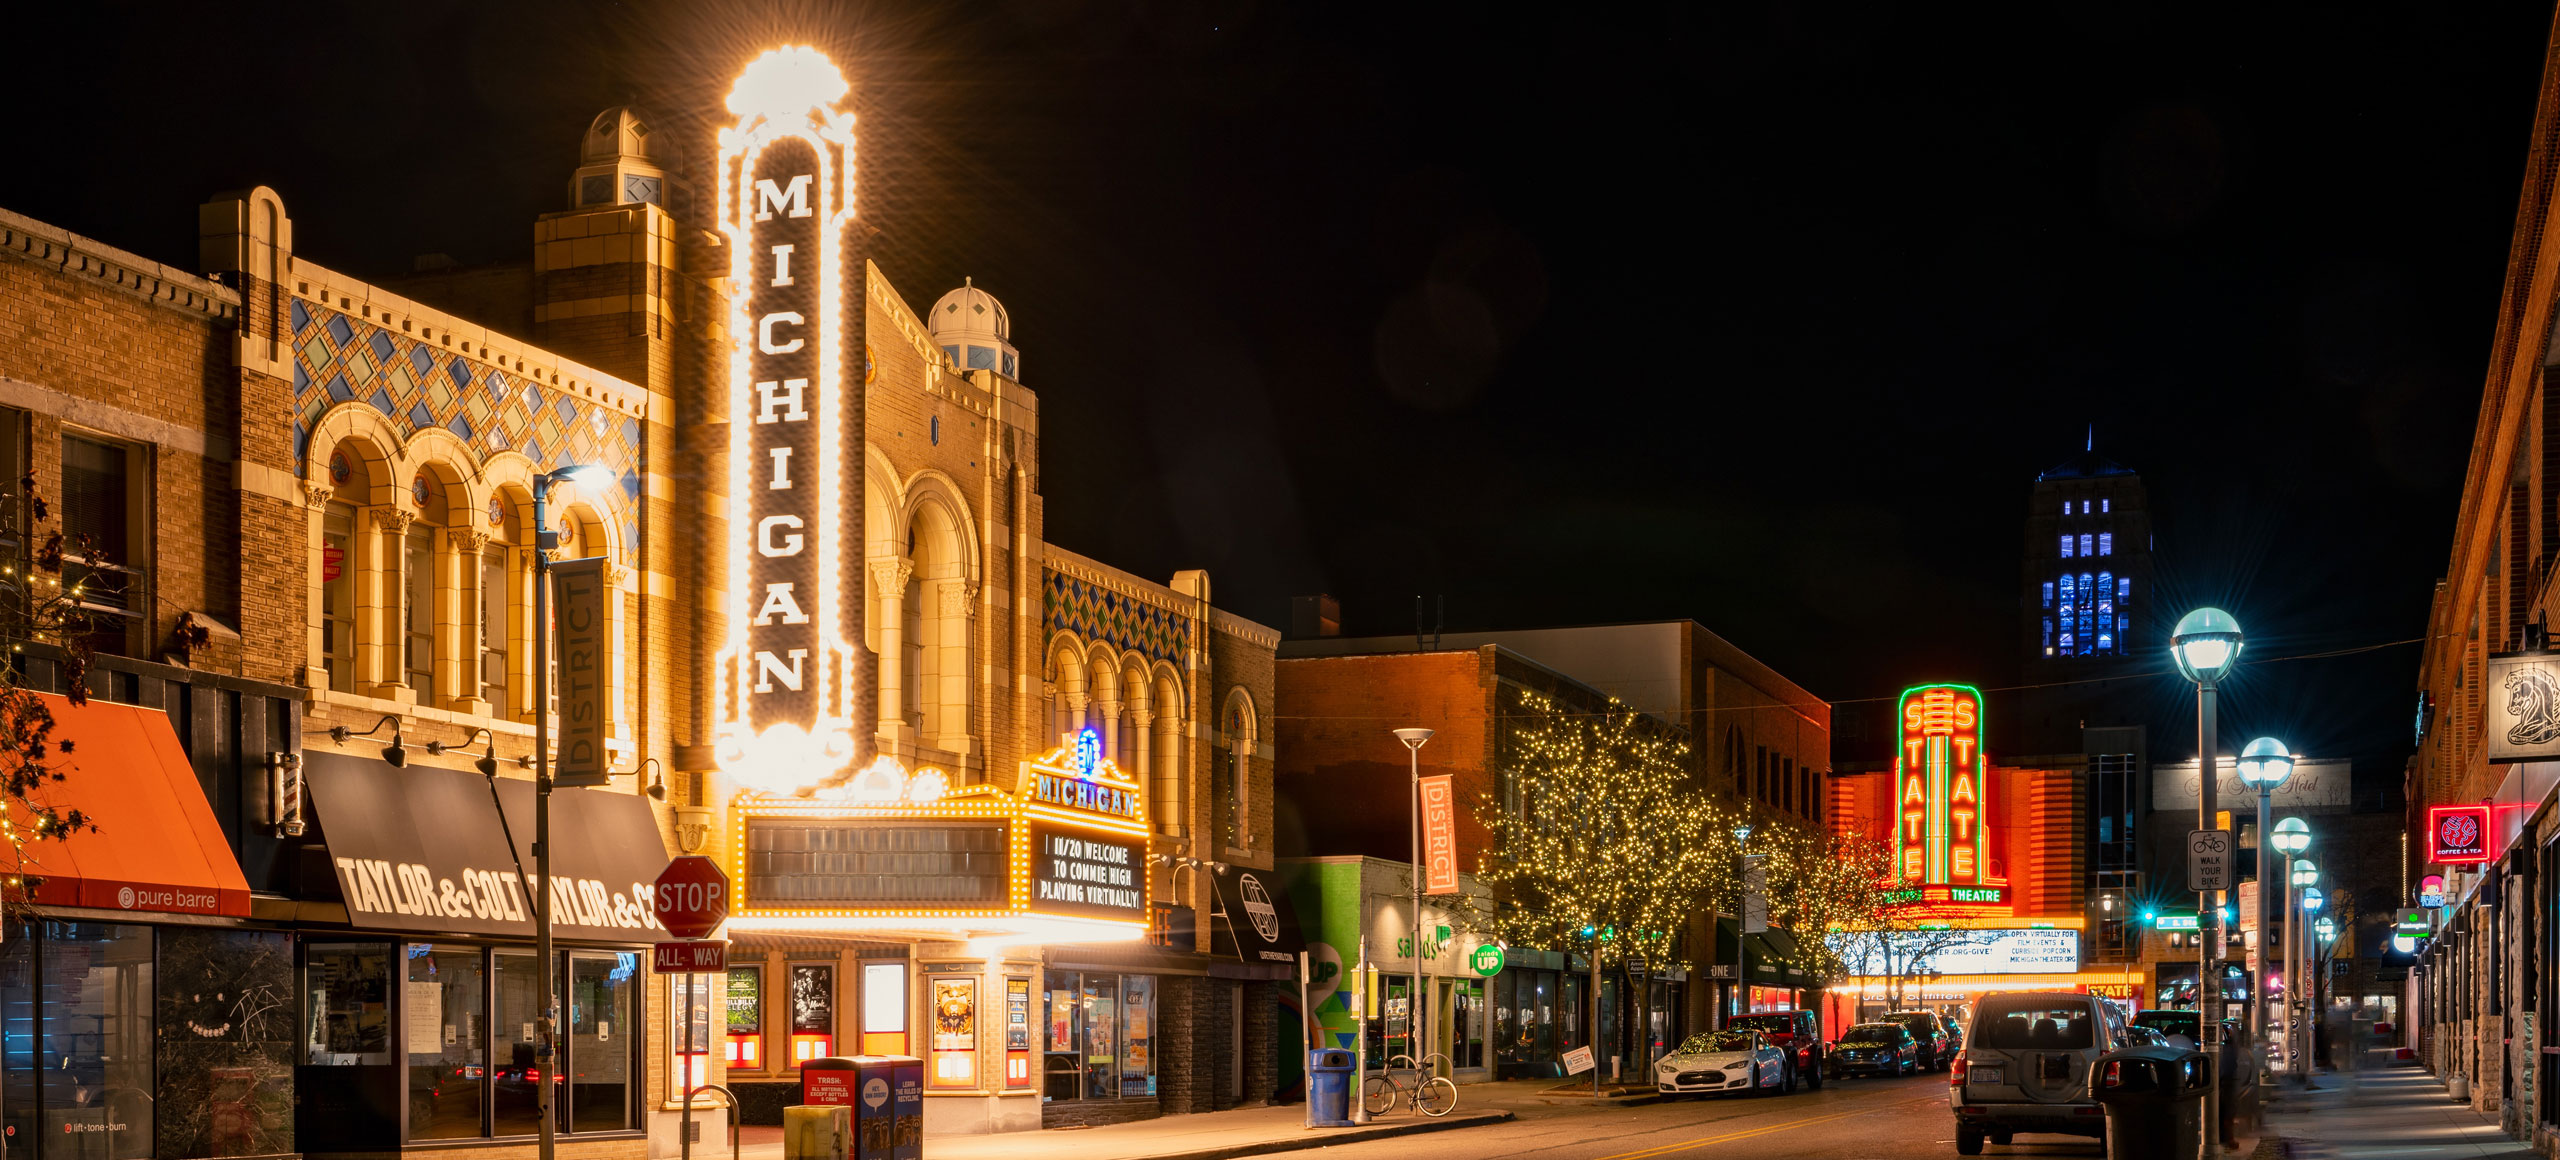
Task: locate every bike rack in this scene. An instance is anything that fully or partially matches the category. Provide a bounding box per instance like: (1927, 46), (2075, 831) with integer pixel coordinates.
(681, 1083), (741, 1160)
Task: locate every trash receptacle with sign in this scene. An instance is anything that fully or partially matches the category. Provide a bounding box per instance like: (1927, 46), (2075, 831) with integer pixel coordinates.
(1307, 1049), (1356, 1127)
(2081, 1043), (2208, 1160)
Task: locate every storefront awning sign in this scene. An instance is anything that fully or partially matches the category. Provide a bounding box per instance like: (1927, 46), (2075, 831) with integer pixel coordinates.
(2429, 804), (2491, 865)
(304, 752), (670, 940)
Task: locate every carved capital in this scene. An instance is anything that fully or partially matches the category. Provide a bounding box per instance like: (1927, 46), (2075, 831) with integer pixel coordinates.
(366, 505), (416, 534)
(871, 555), (915, 595)
(445, 527), (491, 554)
(602, 561), (629, 590)
(938, 580), (976, 618)
(302, 481), (335, 509)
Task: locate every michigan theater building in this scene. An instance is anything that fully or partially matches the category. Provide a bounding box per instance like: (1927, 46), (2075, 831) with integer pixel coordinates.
(0, 44), (1286, 1160)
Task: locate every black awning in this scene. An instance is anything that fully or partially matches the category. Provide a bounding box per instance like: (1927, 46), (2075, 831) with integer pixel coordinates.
(304, 751), (670, 943)
(1207, 866), (1308, 968)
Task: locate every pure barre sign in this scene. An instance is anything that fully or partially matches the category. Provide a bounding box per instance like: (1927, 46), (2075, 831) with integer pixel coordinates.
(712, 47), (864, 793)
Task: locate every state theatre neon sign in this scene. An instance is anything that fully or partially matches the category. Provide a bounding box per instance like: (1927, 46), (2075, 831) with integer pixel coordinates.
(1890, 684), (2010, 915)
(713, 47), (864, 793)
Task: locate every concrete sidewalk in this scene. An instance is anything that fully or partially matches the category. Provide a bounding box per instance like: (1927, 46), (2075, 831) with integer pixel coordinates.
(718, 1090), (1524, 1160)
(2262, 1067), (2532, 1159)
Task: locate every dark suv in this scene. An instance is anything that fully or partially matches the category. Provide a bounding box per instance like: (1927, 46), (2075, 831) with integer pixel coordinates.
(1883, 1009), (1959, 1071)
(1726, 1010), (1825, 1088)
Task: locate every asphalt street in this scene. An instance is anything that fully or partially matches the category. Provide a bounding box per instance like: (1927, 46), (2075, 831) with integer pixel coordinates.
(1306, 1072), (2108, 1160)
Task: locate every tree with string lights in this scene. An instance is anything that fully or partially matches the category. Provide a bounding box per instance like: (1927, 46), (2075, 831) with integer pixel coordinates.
(1474, 686), (1742, 1079)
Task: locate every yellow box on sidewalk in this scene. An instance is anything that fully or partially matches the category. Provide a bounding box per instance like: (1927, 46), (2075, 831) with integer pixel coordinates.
(783, 1104), (850, 1160)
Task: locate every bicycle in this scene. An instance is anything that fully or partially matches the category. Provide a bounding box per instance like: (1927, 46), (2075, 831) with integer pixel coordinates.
(1361, 1053), (1458, 1118)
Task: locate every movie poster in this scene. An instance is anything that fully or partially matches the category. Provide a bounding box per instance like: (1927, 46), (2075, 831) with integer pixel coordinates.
(933, 978), (976, 1052)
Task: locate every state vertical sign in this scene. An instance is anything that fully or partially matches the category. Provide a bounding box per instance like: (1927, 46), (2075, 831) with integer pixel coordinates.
(712, 48), (865, 791)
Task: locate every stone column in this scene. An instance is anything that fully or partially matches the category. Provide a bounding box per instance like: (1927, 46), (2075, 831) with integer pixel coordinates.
(872, 555), (914, 750)
(358, 505), (413, 700)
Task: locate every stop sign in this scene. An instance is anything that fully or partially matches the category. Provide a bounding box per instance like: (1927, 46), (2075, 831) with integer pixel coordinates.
(653, 856), (730, 940)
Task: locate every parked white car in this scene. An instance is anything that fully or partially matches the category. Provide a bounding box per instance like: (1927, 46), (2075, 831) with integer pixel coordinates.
(1656, 1029), (1793, 1096)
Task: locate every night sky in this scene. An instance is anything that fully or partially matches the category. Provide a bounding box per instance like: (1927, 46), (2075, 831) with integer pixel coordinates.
(7, 2), (2549, 768)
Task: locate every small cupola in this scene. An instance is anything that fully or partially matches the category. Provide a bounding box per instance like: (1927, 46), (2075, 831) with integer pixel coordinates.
(567, 106), (688, 216)
(927, 277), (1019, 380)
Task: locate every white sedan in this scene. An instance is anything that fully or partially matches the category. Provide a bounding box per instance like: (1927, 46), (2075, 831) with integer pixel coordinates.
(1655, 1029), (1793, 1096)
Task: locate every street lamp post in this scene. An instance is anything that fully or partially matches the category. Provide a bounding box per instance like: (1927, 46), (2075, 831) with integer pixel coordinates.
(531, 462), (613, 1160)
(2171, 607), (2243, 1156)
(2270, 820), (2312, 1083)
(2289, 860), (2320, 1083)
(1393, 727), (1435, 1080)
(2235, 738), (2294, 1069)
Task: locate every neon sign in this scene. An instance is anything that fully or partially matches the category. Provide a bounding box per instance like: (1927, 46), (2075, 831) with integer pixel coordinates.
(2429, 804), (2491, 865)
(1891, 684), (2008, 914)
(712, 47), (864, 793)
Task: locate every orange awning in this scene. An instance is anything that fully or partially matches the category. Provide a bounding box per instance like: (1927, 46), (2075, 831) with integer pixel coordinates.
(8, 691), (250, 917)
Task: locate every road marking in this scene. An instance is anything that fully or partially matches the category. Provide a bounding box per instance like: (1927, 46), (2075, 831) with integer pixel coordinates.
(1591, 1095), (1943, 1160)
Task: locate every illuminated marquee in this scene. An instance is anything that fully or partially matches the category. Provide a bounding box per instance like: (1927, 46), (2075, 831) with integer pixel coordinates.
(712, 46), (865, 792)
(1891, 684), (2009, 915)
(731, 730), (1151, 931)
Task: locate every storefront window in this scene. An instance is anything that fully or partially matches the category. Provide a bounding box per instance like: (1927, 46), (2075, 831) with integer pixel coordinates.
(791, 963), (838, 1062)
(568, 953), (635, 1131)
(407, 944), (486, 1140)
(1043, 980), (1079, 1099)
(725, 967), (763, 1070)
(671, 972), (715, 1093)
(1120, 976), (1154, 1097)
(1080, 973), (1118, 1099)
(1453, 980), (1485, 1069)
(27, 923), (153, 1159)
(492, 949), (543, 1135)
(308, 942), (392, 1066)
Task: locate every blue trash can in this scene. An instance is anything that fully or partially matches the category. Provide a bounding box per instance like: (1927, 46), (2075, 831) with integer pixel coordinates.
(1307, 1049), (1356, 1127)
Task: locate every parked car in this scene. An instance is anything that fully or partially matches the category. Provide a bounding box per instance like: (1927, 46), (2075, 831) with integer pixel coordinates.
(1725, 1010), (1826, 1088)
(1884, 1009), (1960, 1071)
(1948, 991), (2132, 1155)
(1655, 1029), (1792, 1096)
(1830, 1022), (1922, 1077)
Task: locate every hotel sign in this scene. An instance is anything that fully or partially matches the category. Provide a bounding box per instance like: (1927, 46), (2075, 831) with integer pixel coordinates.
(712, 47), (864, 794)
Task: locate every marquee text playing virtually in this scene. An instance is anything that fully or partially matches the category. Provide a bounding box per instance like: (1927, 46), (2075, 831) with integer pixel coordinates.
(1033, 833), (1141, 912)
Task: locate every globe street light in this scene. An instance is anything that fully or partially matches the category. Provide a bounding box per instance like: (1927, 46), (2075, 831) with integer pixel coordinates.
(2171, 607), (2242, 1150)
(2235, 738), (2293, 1058)
(2272, 824), (2314, 1087)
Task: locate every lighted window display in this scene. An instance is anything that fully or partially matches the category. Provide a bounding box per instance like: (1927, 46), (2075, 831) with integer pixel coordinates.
(0, 923), (157, 1160)
(2099, 532), (2113, 556)
(930, 976), (977, 1088)
(2041, 581), (2053, 608)
(861, 961), (906, 1056)
(2078, 534), (2093, 557)
(567, 953), (636, 1131)
(671, 972), (715, 1093)
(789, 963), (838, 1062)
(2060, 534), (2073, 558)
(726, 966), (764, 1069)
(1040, 972), (1158, 1102)
(1004, 978), (1032, 1088)
(1889, 685), (2010, 915)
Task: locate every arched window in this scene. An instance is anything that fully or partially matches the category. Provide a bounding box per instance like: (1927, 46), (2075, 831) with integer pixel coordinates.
(1152, 671), (1185, 840)
(404, 473), (444, 701)
(902, 499), (972, 754)
(322, 499), (357, 692)
(1221, 689), (1256, 851)
(481, 491), (524, 718)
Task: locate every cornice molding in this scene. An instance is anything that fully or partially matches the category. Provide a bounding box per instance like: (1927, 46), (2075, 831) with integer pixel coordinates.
(0, 206), (238, 321)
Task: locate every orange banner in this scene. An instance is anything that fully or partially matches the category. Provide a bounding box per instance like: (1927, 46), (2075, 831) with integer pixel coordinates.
(1421, 774), (1460, 893)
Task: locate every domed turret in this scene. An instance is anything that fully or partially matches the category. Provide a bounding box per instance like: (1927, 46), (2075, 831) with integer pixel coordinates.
(567, 106), (686, 215)
(929, 278), (1019, 380)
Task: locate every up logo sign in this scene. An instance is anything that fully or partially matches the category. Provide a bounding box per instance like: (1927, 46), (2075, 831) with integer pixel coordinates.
(711, 48), (864, 788)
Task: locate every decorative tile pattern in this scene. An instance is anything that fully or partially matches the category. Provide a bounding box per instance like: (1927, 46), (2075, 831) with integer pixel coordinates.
(289, 301), (639, 554)
(1043, 569), (1188, 667)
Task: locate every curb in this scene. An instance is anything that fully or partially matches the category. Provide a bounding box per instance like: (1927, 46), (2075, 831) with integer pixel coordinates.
(1119, 1110), (1518, 1160)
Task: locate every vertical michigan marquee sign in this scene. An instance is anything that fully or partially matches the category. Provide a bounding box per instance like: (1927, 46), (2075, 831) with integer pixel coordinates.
(1890, 684), (2009, 913)
(714, 47), (865, 790)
